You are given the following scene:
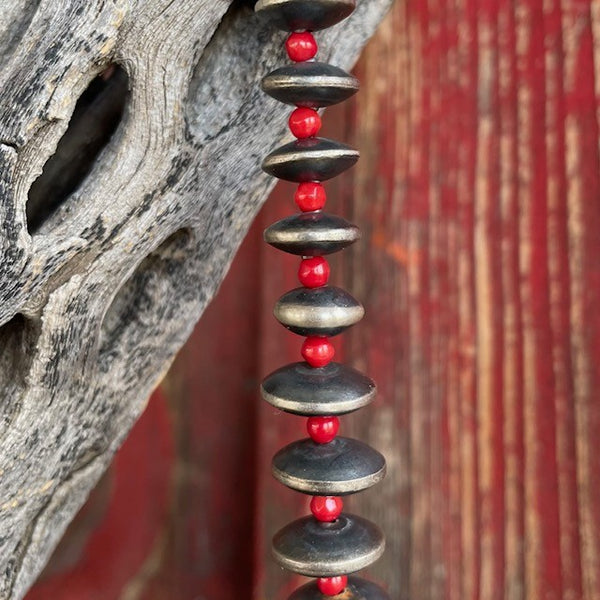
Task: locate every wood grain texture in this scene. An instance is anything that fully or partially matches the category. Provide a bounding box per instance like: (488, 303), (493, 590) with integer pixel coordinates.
(20, 0), (600, 598)
(0, 1), (392, 598)
(344, 1), (600, 599)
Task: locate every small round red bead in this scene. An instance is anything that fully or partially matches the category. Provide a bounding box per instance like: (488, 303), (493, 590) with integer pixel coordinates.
(317, 575), (348, 596)
(298, 256), (330, 288)
(307, 416), (339, 444)
(286, 31), (318, 62)
(310, 496), (343, 522)
(289, 107), (321, 139)
(301, 336), (334, 367)
(295, 182), (326, 211)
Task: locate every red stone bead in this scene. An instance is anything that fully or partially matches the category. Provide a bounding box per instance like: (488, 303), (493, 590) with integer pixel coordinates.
(286, 31), (318, 62)
(317, 575), (348, 596)
(295, 182), (326, 211)
(289, 107), (321, 139)
(307, 416), (339, 444)
(301, 336), (334, 367)
(298, 256), (330, 288)
(310, 496), (343, 522)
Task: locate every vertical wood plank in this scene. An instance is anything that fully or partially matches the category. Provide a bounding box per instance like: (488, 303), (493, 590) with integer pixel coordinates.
(497, 3), (526, 599)
(475, 4), (506, 599)
(544, 1), (583, 598)
(562, 1), (600, 596)
(340, 1), (600, 600)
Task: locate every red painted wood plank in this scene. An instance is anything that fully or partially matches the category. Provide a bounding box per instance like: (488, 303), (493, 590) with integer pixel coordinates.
(474, 3), (506, 599)
(544, 1), (583, 597)
(496, 3), (526, 599)
(454, 1), (481, 599)
(515, 2), (564, 598)
(562, 1), (600, 596)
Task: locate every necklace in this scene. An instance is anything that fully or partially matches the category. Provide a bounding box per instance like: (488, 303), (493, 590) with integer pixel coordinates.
(255, 1), (389, 597)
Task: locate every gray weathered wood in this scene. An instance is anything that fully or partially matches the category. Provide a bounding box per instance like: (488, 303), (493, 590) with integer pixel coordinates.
(0, 0), (393, 597)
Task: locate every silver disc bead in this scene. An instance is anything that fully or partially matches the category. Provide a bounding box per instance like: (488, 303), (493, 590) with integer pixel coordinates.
(255, 0), (356, 31)
(274, 286), (364, 336)
(272, 436), (386, 495)
(261, 62), (359, 107)
(288, 576), (391, 599)
(264, 212), (360, 256)
(262, 138), (359, 182)
(261, 361), (376, 415)
(272, 514), (385, 576)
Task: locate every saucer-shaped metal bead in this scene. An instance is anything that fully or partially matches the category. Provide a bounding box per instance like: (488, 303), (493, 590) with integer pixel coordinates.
(272, 436), (386, 494)
(261, 361), (376, 415)
(274, 286), (364, 336)
(272, 514), (385, 577)
(264, 212), (360, 256)
(288, 576), (391, 599)
(262, 138), (359, 182)
(261, 62), (359, 107)
(255, 0), (356, 31)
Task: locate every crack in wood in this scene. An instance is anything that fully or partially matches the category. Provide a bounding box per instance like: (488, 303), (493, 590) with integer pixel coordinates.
(0, 0), (393, 597)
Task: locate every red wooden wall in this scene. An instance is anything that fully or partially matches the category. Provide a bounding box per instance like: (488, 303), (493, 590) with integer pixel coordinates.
(27, 1), (600, 598)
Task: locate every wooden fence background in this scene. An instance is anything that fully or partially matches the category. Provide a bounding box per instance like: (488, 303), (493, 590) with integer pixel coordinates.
(25, 0), (600, 598)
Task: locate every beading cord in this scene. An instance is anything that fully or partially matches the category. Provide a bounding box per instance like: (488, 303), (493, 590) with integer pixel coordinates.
(255, 1), (389, 598)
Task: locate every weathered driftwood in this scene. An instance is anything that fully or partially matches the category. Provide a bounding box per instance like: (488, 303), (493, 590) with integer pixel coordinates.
(0, 1), (392, 597)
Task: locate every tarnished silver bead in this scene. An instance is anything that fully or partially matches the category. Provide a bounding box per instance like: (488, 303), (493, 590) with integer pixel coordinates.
(274, 286), (364, 336)
(272, 514), (385, 576)
(261, 62), (359, 107)
(288, 576), (391, 599)
(272, 436), (386, 494)
(261, 361), (376, 415)
(264, 212), (360, 256)
(255, 0), (356, 31)
(262, 138), (359, 182)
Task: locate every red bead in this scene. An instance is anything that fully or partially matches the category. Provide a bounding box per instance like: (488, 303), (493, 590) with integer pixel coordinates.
(317, 575), (348, 596)
(286, 31), (318, 62)
(295, 182), (326, 211)
(289, 107), (321, 139)
(310, 496), (343, 522)
(298, 256), (330, 288)
(301, 336), (334, 367)
(307, 416), (339, 444)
